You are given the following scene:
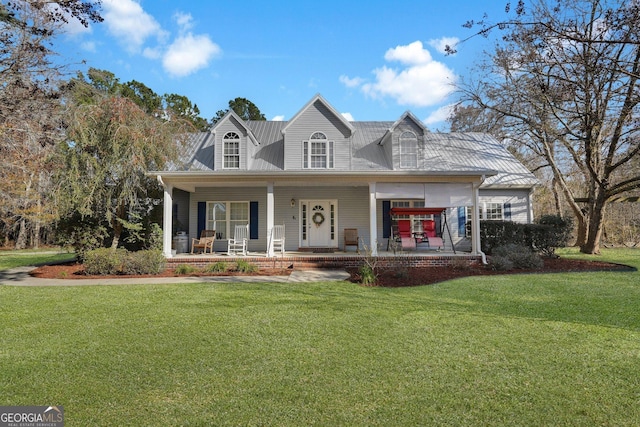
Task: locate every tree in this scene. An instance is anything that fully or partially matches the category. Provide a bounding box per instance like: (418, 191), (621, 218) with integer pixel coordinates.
(0, 0), (102, 248)
(54, 71), (192, 250)
(164, 93), (210, 131)
(454, 0), (640, 254)
(212, 97), (266, 124)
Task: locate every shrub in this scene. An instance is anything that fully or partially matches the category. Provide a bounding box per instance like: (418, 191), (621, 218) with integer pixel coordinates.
(489, 255), (514, 271)
(450, 257), (473, 271)
(480, 218), (573, 256)
(123, 250), (166, 275)
(84, 248), (128, 275)
(534, 215), (573, 257)
(84, 248), (166, 275)
(174, 264), (198, 275)
(235, 260), (258, 273)
(203, 261), (228, 273)
(359, 264), (377, 285)
(491, 244), (543, 270)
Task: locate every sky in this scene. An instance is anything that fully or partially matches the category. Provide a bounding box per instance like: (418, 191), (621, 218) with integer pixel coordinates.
(55, 0), (509, 129)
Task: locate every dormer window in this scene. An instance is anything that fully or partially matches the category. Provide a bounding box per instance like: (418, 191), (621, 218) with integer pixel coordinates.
(303, 132), (334, 169)
(399, 131), (418, 168)
(223, 132), (240, 169)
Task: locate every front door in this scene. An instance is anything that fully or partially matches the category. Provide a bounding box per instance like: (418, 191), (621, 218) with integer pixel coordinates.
(308, 201), (331, 247)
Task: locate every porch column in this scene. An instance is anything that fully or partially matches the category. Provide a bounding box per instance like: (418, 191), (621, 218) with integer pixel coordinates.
(472, 183), (481, 255)
(266, 182), (275, 257)
(160, 178), (173, 258)
(527, 188), (535, 223)
(369, 182), (378, 256)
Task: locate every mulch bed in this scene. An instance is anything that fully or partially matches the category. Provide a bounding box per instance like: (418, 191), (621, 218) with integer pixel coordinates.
(347, 257), (635, 287)
(30, 257), (633, 287)
(30, 263), (291, 280)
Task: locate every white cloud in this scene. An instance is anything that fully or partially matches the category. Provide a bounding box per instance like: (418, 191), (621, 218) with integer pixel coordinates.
(384, 41), (433, 65)
(81, 41), (97, 52)
(272, 115), (285, 121)
(102, 0), (166, 52)
(344, 40), (456, 108)
(339, 75), (364, 88)
(341, 112), (355, 121)
(162, 33), (221, 77)
(174, 12), (194, 32)
(424, 104), (455, 125)
(428, 37), (460, 55)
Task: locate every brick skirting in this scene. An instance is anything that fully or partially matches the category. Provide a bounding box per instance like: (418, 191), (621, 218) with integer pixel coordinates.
(167, 254), (481, 270)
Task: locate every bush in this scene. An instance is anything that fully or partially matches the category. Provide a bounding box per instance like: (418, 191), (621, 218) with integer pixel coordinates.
(491, 244), (543, 270)
(235, 260), (258, 273)
(359, 264), (377, 285)
(123, 250), (166, 275)
(56, 214), (109, 262)
(534, 215), (573, 257)
(203, 261), (228, 273)
(174, 264), (198, 275)
(480, 218), (573, 256)
(84, 248), (128, 275)
(84, 248), (166, 275)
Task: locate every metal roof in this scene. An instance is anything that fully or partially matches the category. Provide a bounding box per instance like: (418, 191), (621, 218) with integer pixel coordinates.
(165, 122), (538, 188)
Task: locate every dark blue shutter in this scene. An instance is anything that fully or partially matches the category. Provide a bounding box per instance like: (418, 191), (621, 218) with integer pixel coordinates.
(504, 203), (511, 221)
(382, 200), (391, 238)
(197, 202), (206, 237)
(250, 201), (259, 239)
(458, 206), (466, 235)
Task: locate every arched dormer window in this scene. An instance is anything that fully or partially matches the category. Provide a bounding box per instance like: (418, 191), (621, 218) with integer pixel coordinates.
(223, 131), (240, 169)
(303, 131), (334, 169)
(399, 131), (418, 168)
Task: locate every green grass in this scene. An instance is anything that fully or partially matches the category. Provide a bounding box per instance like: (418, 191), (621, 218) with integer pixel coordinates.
(0, 250), (76, 271)
(0, 248), (639, 426)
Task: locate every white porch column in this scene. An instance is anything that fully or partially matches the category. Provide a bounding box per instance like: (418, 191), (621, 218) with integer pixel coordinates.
(160, 178), (173, 258)
(266, 182), (275, 257)
(528, 188), (535, 223)
(369, 182), (378, 256)
(472, 183), (481, 255)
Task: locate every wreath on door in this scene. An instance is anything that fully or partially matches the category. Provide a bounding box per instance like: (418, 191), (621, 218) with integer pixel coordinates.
(312, 212), (325, 227)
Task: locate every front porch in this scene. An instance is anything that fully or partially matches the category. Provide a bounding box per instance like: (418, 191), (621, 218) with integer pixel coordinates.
(167, 250), (482, 270)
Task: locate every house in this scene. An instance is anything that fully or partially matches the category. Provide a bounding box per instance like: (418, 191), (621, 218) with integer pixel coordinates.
(153, 94), (538, 258)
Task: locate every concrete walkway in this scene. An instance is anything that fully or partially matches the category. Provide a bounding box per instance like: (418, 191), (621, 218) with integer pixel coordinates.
(0, 266), (351, 287)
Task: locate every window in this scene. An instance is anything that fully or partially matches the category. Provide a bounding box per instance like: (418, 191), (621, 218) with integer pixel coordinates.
(392, 200), (432, 235)
(485, 203), (504, 220)
(303, 132), (334, 169)
(399, 131), (418, 168)
(207, 201), (249, 240)
(223, 132), (240, 169)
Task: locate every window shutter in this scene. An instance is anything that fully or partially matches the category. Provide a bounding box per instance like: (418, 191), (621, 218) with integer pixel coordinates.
(197, 202), (206, 237)
(458, 206), (466, 235)
(504, 202), (512, 221)
(250, 201), (259, 239)
(382, 200), (391, 238)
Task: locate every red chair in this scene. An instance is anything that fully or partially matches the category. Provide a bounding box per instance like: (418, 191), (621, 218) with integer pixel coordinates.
(421, 220), (443, 250)
(397, 220), (415, 250)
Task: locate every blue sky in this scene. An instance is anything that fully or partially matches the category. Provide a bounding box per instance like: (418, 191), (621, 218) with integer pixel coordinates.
(56, 0), (508, 128)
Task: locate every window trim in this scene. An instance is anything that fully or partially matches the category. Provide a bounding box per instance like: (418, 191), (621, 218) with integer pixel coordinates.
(223, 132), (240, 169)
(399, 131), (418, 169)
(303, 131), (334, 169)
(206, 201), (249, 240)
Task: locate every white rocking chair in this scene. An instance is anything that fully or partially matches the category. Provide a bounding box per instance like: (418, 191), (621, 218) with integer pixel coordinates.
(227, 224), (249, 256)
(271, 224), (285, 255)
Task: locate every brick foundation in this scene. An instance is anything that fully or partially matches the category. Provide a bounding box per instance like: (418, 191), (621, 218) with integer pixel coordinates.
(167, 254), (481, 270)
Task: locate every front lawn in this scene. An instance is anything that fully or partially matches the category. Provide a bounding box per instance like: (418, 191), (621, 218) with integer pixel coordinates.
(0, 249), (75, 271)
(0, 248), (638, 426)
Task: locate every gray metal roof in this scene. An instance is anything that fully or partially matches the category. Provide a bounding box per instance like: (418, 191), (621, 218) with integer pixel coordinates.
(166, 121), (538, 188)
